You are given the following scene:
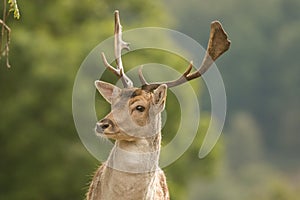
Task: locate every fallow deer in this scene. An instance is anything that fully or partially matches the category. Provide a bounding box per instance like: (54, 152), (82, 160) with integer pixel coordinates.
(87, 10), (230, 200)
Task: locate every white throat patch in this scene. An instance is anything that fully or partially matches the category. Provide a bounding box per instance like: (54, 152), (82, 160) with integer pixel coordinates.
(106, 145), (160, 173)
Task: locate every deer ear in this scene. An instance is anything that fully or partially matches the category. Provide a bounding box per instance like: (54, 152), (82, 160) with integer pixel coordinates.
(95, 81), (121, 104)
(152, 84), (167, 113)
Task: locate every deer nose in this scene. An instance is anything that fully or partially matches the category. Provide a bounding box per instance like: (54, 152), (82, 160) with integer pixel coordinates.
(96, 119), (113, 132)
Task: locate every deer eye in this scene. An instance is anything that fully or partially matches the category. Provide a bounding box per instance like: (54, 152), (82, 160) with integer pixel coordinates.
(135, 105), (145, 112)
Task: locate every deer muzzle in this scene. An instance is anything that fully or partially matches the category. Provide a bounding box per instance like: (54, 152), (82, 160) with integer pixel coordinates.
(95, 118), (114, 134)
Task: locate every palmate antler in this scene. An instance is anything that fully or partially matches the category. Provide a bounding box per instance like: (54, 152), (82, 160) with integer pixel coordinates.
(139, 21), (231, 91)
(102, 11), (230, 90)
(101, 10), (133, 88)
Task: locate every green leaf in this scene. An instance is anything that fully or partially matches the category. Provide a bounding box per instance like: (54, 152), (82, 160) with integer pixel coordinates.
(8, 0), (20, 19)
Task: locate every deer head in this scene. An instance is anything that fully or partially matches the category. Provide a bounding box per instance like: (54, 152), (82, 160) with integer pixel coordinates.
(95, 81), (167, 141)
(95, 10), (230, 143)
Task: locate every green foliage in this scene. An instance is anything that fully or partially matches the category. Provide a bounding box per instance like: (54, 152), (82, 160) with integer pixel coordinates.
(0, 0), (20, 68)
(166, 113), (223, 200)
(164, 0), (300, 199)
(165, 0), (300, 158)
(8, 0), (20, 19)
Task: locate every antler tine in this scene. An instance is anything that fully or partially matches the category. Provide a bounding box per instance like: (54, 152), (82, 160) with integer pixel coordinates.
(101, 10), (133, 88)
(140, 21), (231, 90)
(138, 65), (148, 85)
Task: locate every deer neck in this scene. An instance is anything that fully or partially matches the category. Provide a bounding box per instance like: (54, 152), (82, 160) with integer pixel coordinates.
(106, 114), (162, 173)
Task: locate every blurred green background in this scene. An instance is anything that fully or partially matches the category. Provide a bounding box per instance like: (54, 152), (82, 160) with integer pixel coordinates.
(1, 0), (300, 199)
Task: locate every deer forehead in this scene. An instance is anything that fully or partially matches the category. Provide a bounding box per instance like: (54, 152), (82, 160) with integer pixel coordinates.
(112, 88), (152, 108)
